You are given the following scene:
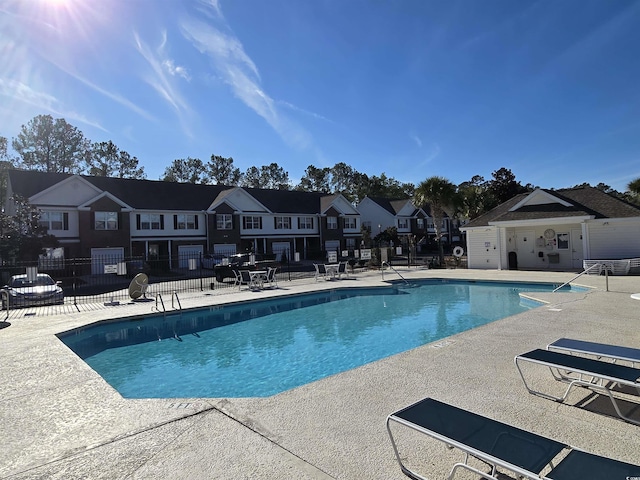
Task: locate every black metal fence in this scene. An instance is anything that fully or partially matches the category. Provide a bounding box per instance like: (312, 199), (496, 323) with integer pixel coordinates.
(0, 247), (458, 310)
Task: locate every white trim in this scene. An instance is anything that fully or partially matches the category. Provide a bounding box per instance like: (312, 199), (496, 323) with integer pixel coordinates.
(488, 216), (593, 227)
(78, 191), (132, 210)
(509, 189), (573, 211)
(30, 175), (101, 203)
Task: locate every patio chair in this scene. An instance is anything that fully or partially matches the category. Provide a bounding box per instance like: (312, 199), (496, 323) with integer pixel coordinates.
(548, 337), (640, 367)
(515, 348), (640, 425)
(263, 267), (278, 288)
(336, 261), (349, 279)
(239, 270), (258, 290)
(386, 397), (640, 480)
(232, 269), (242, 289)
(314, 263), (328, 281)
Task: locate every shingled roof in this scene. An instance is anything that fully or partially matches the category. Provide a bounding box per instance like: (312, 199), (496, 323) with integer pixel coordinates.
(463, 186), (640, 228)
(7, 169), (335, 214)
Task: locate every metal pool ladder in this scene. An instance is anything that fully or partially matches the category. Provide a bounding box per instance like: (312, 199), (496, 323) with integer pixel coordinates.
(154, 292), (183, 317)
(381, 261), (409, 285)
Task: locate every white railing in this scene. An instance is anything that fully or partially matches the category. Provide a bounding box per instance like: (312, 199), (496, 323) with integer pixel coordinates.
(553, 263), (605, 293)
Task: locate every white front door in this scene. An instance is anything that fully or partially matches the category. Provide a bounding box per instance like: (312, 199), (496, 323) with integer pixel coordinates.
(571, 229), (584, 269)
(515, 230), (536, 268)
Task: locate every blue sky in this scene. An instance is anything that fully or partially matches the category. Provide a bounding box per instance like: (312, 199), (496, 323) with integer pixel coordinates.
(1, 0), (639, 192)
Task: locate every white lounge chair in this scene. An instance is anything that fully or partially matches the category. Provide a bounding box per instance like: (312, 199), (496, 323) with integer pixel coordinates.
(515, 348), (640, 425)
(387, 397), (640, 480)
(548, 338), (640, 367)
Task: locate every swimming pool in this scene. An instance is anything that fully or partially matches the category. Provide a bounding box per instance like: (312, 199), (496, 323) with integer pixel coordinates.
(59, 280), (579, 398)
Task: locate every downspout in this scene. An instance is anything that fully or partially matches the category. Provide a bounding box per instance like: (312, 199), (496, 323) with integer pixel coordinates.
(205, 211), (210, 253)
(496, 227), (503, 270)
(582, 222), (590, 260)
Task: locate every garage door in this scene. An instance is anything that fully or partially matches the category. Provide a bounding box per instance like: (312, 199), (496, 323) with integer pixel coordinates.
(213, 244), (236, 257)
(178, 245), (204, 269)
(91, 247), (125, 275)
(272, 242), (291, 262)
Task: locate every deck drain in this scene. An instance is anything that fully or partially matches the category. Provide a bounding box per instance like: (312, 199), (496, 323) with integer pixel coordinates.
(432, 340), (454, 348)
(167, 402), (200, 409)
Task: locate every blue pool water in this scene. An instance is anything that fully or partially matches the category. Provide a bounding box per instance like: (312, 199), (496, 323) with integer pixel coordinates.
(59, 280), (580, 398)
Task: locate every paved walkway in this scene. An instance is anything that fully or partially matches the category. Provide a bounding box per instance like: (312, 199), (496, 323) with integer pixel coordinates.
(1, 268), (639, 479)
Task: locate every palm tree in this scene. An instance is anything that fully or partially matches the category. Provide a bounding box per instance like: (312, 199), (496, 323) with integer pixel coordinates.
(414, 176), (458, 266)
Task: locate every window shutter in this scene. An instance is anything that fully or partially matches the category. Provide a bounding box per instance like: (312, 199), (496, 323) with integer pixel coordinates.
(274, 217), (278, 228)
(173, 215), (178, 229)
(259, 217), (262, 229)
(136, 214), (141, 229)
(297, 218), (300, 229)
(195, 215), (199, 229)
(63, 212), (69, 230)
(160, 215), (164, 229)
(90, 211), (95, 230)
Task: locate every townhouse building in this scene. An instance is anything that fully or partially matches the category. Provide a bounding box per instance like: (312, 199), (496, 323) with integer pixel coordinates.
(356, 196), (451, 251)
(5, 170), (361, 273)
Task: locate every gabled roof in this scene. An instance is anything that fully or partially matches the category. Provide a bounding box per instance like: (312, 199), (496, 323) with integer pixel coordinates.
(463, 186), (640, 228)
(365, 196), (410, 215)
(6, 169), (346, 215)
(362, 196), (432, 217)
(8, 169), (226, 211)
(245, 188), (326, 214)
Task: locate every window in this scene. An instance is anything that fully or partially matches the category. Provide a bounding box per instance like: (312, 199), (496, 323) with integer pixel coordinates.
(343, 217), (357, 229)
(39, 211), (68, 231)
(275, 216), (291, 229)
(243, 216), (262, 229)
(216, 214), (232, 230)
(298, 217), (313, 229)
(397, 218), (409, 229)
(362, 221), (372, 233)
(138, 214), (163, 230)
(346, 238), (356, 249)
(95, 211), (118, 230)
(417, 218), (424, 230)
(557, 233), (569, 250)
(175, 214), (198, 230)
(327, 216), (338, 229)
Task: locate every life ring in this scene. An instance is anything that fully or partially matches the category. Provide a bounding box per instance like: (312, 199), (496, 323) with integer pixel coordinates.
(453, 246), (464, 257)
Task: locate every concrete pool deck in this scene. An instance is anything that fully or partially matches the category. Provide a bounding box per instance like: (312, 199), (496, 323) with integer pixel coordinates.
(1, 268), (640, 479)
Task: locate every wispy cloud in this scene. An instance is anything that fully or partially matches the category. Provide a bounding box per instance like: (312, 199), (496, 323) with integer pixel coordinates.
(410, 132), (423, 148)
(163, 59), (191, 81)
(280, 101), (333, 124)
(418, 143), (441, 167)
(0, 78), (107, 131)
(134, 30), (191, 119)
(180, 3), (313, 150)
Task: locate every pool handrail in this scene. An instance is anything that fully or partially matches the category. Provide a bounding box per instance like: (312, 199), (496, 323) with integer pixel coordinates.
(381, 261), (409, 285)
(552, 262), (604, 293)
